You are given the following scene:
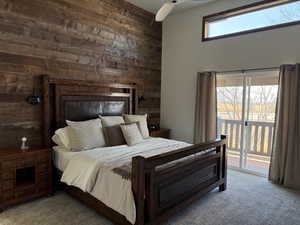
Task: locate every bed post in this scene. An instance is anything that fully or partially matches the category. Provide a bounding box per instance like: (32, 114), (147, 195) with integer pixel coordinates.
(132, 156), (145, 225)
(43, 75), (51, 147)
(219, 135), (227, 191)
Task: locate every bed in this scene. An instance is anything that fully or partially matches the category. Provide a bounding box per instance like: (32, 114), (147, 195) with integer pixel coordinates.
(43, 75), (227, 225)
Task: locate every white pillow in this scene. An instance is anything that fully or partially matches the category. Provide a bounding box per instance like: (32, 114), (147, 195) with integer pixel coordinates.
(99, 116), (125, 127)
(123, 114), (149, 138)
(66, 119), (106, 151)
(52, 126), (72, 150)
(52, 134), (63, 146)
(52, 145), (71, 152)
(120, 123), (144, 146)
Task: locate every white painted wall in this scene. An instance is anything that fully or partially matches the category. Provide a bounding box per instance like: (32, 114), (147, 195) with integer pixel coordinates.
(161, 0), (300, 143)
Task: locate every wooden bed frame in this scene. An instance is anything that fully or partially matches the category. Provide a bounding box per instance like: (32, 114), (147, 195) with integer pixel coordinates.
(43, 75), (227, 225)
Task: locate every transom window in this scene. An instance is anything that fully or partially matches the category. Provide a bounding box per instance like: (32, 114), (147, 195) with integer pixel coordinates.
(203, 0), (300, 41)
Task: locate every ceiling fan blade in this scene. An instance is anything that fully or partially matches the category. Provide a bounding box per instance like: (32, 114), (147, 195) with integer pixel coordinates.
(155, 2), (175, 22)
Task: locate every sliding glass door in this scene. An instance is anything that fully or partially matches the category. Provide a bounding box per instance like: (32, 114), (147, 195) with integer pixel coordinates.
(217, 70), (279, 176)
(217, 74), (245, 168)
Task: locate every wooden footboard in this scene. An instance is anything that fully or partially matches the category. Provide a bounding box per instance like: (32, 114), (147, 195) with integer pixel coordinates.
(132, 135), (227, 225)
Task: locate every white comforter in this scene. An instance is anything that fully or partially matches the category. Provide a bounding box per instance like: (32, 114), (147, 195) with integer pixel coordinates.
(61, 138), (191, 224)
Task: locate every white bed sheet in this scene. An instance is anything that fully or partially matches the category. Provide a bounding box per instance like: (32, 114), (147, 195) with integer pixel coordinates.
(52, 143), (139, 172)
(58, 138), (192, 224)
(52, 146), (78, 171)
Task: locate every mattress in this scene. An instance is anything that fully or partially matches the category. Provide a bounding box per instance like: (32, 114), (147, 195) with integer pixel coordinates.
(52, 146), (78, 171)
(59, 137), (193, 224)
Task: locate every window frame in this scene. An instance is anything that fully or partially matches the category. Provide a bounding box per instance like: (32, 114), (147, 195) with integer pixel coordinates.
(202, 0), (300, 42)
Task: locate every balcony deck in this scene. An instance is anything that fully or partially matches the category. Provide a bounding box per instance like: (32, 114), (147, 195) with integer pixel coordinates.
(218, 119), (274, 175)
(228, 151), (270, 175)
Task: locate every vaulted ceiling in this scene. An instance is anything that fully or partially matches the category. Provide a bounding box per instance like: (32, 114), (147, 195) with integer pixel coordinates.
(126, 0), (217, 14)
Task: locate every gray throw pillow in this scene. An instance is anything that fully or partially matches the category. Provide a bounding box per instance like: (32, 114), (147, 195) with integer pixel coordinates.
(103, 125), (126, 147)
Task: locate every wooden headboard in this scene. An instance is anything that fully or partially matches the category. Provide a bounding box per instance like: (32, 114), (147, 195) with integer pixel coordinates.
(42, 75), (137, 147)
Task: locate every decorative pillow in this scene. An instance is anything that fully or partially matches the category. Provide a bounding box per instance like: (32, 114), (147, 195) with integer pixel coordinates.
(103, 125), (126, 147)
(99, 116), (125, 127)
(123, 114), (149, 138)
(120, 123), (144, 146)
(52, 126), (72, 150)
(66, 119), (106, 151)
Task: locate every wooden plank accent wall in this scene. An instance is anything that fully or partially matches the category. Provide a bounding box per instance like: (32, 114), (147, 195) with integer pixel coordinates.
(0, 0), (162, 148)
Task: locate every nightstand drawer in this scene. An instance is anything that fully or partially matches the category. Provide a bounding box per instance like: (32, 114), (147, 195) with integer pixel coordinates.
(1, 169), (14, 180)
(16, 158), (35, 168)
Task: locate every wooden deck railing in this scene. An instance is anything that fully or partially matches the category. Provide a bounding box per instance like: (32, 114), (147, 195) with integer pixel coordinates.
(218, 119), (274, 157)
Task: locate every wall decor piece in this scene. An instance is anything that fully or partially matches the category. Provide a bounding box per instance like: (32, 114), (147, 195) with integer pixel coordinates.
(26, 89), (42, 105)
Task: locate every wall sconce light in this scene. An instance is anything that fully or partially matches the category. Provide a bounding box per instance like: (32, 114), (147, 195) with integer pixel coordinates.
(26, 88), (42, 105)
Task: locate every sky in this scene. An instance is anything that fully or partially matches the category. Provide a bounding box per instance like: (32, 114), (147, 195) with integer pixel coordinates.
(208, 1), (300, 37)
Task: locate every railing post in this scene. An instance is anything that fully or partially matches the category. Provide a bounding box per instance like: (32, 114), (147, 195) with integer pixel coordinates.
(220, 119), (274, 157)
(219, 135), (227, 192)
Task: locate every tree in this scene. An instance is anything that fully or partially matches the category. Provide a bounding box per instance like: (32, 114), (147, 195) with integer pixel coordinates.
(217, 85), (278, 122)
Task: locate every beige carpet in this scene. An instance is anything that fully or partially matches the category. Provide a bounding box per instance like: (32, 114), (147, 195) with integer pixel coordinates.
(1, 170), (300, 225)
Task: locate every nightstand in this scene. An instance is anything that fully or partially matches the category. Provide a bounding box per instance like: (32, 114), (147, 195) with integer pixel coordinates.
(0, 147), (52, 211)
(150, 128), (170, 139)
